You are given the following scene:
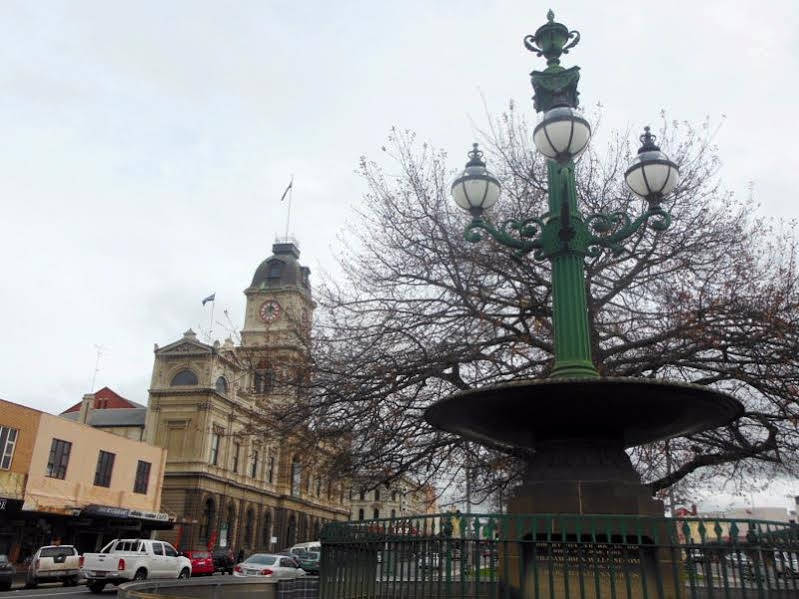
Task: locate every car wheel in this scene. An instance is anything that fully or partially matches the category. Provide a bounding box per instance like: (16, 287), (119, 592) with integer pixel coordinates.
(24, 577), (37, 589)
(179, 568), (190, 579)
(133, 568), (148, 581)
(88, 581), (106, 594)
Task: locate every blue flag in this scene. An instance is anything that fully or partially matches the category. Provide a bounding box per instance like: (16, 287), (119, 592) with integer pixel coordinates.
(202, 293), (216, 306)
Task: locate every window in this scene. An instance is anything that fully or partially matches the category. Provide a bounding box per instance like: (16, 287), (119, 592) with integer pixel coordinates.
(374, 488), (380, 501)
(307, 473), (312, 494)
(391, 509), (396, 518)
(391, 491), (397, 501)
(250, 451), (259, 478)
(358, 508), (364, 521)
(93, 450), (115, 487)
(373, 509), (380, 520)
(200, 498), (215, 543)
(232, 442), (240, 473)
(291, 457), (301, 496)
(152, 542), (164, 556)
(170, 369), (198, 386)
(0, 426), (18, 470)
(267, 456), (275, 483)
(267, 260), (284, 279)
(215, 376), (228, 394)
(254, 370), (274, 394)
(210, 432), (221, 465)
(316, 477), (322, 497)
(46, 438), (71, 479)
(164, 544), (178, 557)
(359, 489), (365, 501)
(134, 460), (151, 494)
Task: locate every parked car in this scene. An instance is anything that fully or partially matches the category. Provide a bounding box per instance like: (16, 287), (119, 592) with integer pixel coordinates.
(212, 548), (235, 574)
(183, 549), (215, 576)
(81, 538), (192, 593)
(25, 545), (81, 588)
(0, 554), (15, 591)
(773, 550), (799, 578)
(723, 553), (762, 581)
(297, 551), (320, 575)
(233, 553), (307, 579)
(290, 541), (321, 555)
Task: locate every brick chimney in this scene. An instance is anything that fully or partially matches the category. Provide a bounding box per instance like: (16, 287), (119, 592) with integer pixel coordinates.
(78, 394), (95, 424)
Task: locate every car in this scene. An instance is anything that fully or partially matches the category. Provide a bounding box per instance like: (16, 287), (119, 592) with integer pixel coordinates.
(26, 545), (81, 588)
(81, 538), (192, 593)
(183, 549), (215, 576)
(723, 553), (763, 581)
(0, 554), (15, 591)
(233, 553), (307, 579)
(212, 548), (236, 574)
(297, 551), (320, 575)
(773, 550), (799, 579)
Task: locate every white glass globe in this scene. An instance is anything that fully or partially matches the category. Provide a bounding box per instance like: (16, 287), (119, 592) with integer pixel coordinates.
(451, 144), (501, 213)
(533, 106), (591, 162)
(625, 150), (679, 200)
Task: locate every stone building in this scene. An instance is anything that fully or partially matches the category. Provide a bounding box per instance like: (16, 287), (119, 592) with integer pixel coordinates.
(145, 240), (350, 553)
(349, 475), (437, 521)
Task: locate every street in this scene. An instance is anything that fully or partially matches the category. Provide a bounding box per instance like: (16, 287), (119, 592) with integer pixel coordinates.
(1, 584), (116, 597)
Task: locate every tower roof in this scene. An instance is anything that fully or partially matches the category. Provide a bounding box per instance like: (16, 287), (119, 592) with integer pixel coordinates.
(250, 240), (311, 295)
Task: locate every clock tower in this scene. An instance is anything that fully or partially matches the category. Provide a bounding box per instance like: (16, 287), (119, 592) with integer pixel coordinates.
(241, 239), (314, 352)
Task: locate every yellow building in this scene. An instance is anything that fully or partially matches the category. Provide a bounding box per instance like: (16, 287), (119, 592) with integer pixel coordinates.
(350, 476), (437, 521)
(0, 398), (170, 562)
(146, 240), (350, 554)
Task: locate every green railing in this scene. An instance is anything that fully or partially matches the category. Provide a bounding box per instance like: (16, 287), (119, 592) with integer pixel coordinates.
(320, 513), (799, 599)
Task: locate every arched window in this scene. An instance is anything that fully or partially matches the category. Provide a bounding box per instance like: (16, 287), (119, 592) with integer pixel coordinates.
(373, 509), (380, 520)
(391, 491), (397, 501)
(200, 498), (215, 544)
(170, 369), (198, 386)
(374, 488), (380, 501)
(358, 509), (364, 521)
(291, 457), (301, 497)
(224, 504), (236, 548)
(262, 511), (272, 548)
(359, 489), (365, 501)
(244, 508), (254, 548)
(254, 370), (275, 394)
(215, 376), (228, 394)
(391, 509), (396, 518)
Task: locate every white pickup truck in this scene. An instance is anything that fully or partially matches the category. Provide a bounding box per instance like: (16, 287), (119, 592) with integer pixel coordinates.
(81, 538), (192, 593)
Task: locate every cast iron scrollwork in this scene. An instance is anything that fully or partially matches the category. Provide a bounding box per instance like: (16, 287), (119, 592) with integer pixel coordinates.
(585, 206), (672, 256)
(465, 214), (548, 259)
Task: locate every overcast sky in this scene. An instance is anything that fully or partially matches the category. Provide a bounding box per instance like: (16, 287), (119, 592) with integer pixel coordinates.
(2, 1), (797, 509)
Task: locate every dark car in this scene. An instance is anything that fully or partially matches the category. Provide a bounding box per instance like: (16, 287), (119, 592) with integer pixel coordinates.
(0, 554), (14, 591)
(212, 548), (235, 574)
(297, 551), (320, 575)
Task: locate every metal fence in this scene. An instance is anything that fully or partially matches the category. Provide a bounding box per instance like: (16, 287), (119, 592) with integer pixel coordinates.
(320, 513), (799, 599)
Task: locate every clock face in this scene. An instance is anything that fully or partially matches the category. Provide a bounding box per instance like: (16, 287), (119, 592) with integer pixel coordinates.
(259, 300), (282, 323)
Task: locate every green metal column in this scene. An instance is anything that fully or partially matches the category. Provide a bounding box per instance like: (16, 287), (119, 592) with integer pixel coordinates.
(546, 161), (599, 379)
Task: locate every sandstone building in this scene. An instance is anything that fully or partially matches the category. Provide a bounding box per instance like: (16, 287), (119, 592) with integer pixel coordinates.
(145, 240), (350, 553)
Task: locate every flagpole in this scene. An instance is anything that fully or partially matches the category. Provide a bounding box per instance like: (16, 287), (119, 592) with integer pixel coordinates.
(284, 174), (294, 239)
(208, 299), (215, 343)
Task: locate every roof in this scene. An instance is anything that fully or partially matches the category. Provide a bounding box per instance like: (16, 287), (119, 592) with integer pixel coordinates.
(250, 241), (311, 295)
(61, 407), (146, 428)
(62, 386), (144, 413)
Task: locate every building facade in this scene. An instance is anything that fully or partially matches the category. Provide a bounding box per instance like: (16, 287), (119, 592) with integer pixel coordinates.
(350, 476), (437, 521)
(61, 387), (146, 441)
(146, 240), (350, 554)
(0, 399), (169, 562)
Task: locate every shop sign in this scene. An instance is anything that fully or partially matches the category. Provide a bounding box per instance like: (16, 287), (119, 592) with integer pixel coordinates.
(83, 504), (130, 519)
(129, 509), (171, 522)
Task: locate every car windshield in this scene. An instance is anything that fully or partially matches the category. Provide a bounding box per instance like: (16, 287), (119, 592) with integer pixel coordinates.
(40, 547), (74, 558)
(306, 552), (320, 560)
(244, 554), (277, 566)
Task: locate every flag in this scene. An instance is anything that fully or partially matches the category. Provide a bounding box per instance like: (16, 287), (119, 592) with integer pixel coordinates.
(202, 293), (216, 306)
(280, 179), (293, 202)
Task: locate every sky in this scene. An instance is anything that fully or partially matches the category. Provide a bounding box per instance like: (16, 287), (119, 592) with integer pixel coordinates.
(1, 1), (797, 510)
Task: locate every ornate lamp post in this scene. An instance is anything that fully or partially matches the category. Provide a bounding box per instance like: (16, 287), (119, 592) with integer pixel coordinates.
(452, 10), (679, 379)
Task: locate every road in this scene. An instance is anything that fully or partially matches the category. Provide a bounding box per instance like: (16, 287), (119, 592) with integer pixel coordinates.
(1, 583), (116, 597)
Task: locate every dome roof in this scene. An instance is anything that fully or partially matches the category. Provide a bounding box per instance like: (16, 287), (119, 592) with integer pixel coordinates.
(250, 241), (311, 295)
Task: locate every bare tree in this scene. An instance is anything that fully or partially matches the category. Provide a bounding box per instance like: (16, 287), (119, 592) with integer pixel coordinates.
(277, 104), (799, 504)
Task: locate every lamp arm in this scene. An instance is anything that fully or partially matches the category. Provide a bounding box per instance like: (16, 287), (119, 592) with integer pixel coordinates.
(465, 215), (547, 258)
(585, 206), (671, 256)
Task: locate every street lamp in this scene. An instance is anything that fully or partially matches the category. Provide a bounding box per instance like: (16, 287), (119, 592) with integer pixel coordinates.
(452, 9), (679, 378)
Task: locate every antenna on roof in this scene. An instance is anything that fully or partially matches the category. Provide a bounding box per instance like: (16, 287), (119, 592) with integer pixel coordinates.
(90, 344), (106, 392)
(281, 175), (294, 240)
